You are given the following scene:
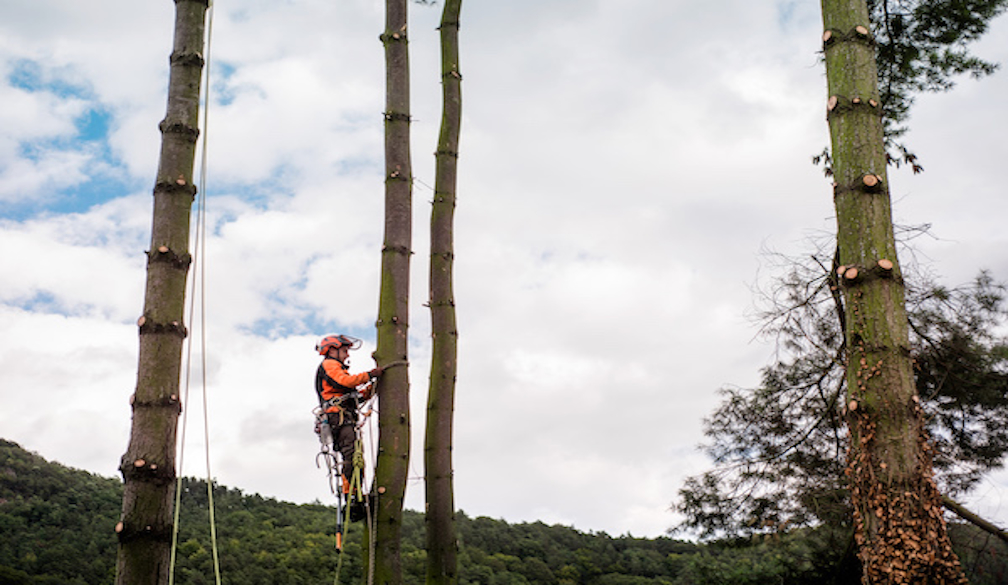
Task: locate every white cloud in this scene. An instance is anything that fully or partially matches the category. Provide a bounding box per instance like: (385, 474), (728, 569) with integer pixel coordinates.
(2, 0), (1008, 541)
(0, 196), (147, 319)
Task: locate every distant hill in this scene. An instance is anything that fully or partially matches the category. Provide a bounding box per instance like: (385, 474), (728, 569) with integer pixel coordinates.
(2, 438), (1006, 584)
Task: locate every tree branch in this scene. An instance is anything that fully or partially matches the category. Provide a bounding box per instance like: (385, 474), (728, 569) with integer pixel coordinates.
(942, 494), (1008, 545)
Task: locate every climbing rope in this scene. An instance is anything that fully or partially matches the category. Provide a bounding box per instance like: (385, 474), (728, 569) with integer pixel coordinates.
(169, 2), (221, 585)
(333, 435), (367, 585)
(364, 404), (378, 585)
(319, 388), (379, 585)
(314, 348), (406, 583)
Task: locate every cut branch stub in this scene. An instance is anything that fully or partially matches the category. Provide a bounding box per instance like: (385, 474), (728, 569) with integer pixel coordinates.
(844, 267), (860, 281)
(828, 95), (839, 111)
(860, 174), (886, 193)
(877, 259), (894, 271)
(823, 30), (833, 43)
(855, 25), (869, 36)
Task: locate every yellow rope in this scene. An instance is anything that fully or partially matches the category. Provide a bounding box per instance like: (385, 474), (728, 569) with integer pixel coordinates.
(334, 436), (367, 584)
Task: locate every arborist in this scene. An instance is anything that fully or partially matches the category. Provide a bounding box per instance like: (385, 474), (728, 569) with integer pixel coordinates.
(315, 334), (382, 512)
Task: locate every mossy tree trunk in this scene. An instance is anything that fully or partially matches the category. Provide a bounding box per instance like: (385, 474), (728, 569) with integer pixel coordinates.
(115, 1), (207, 584)
(371, 0), (412, 583)
(820, 1), (967, 582)
(424, 1), (462, 584)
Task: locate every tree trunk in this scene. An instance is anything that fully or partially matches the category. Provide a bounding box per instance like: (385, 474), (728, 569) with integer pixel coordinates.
(115, 1), (207, 584)
(820, 1), (966, 583)
(371, 0), (412, 583)
(425, 1), (462, 584)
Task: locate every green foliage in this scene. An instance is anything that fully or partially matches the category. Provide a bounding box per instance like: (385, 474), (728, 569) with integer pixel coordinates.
(869, 0), (1008, 156)
(454, 515), (698, 585)
(3, 438), (1006, 584)
(675, 238), (1008, 544)
(0, 439), (120, 585)
(813, 0), (1008, 172)
(674, 528), (858, 585)
(1, 439), (700, 585)
(947, 521), (1008, 584)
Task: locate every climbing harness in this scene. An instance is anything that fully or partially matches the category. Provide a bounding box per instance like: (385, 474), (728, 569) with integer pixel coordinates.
(314, 380), (377, 545)
(314, 376), (375, 585)
(312, 357), (408, 584)
(313, 391), (368, 497)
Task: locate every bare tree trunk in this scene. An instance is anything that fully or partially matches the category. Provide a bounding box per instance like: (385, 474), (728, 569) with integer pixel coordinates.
(371, 0), (412, 582)
(115, 1), (207, 584)
(425, 1), (462, 584)
(820, 1), (966, 582)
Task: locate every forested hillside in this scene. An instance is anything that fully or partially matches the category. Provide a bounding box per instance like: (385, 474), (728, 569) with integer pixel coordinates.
(2, 438), (1005, 584)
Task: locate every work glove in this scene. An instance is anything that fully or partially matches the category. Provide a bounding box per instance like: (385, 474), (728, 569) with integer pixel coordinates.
(369, 367), (383, 379)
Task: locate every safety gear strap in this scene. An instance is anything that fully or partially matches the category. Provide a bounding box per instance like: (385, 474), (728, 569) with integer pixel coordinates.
(315, 358), (358, 403)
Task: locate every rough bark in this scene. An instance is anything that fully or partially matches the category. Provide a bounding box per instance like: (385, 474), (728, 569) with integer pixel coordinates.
(820, 1), (966, 582)
(425, 1), (462, 584)
(115, 1), (207, 584)
(370, 0), (412, 583)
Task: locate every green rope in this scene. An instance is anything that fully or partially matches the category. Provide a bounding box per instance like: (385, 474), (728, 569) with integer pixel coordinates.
(334, 436), (367, 584)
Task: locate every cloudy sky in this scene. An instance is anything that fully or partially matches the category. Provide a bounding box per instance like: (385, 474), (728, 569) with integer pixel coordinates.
(2, 0), (1008, 539)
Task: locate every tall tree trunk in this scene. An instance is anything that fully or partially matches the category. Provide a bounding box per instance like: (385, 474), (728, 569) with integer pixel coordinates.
(371, 0), (412, 582)
(115, 1), (207, 584)
(820, 1), (966, 583)
(425, 1), (462, 584)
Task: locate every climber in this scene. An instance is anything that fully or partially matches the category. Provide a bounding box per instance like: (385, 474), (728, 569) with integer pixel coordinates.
(314, 334), (382, 499)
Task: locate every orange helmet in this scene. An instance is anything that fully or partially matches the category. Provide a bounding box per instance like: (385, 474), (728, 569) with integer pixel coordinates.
(316, 334), (362, 355)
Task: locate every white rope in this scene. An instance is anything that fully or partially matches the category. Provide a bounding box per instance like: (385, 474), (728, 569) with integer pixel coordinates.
(170, 2), (221, 584)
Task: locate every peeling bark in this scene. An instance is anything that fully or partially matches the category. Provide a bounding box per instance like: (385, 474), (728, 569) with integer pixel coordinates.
(820, 0), (966, 582)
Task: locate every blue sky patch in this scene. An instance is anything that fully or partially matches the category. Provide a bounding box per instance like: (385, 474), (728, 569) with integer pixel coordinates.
(244, 311), (350, 341)
(775, 1), (795, 30)
(63, 171), (141, 215)
(77, 106), (112, 143)
(241, 287), (376, 343)
(9, 290), (76, 316)
(7, 58), (91, 100)
(210, 61), (237, 107)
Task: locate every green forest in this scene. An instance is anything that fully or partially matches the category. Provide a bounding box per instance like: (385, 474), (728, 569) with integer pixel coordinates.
(2, 438), (1006, 585)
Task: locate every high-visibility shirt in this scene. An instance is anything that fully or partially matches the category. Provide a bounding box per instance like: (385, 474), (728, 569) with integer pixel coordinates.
(319, 358), (372, 413)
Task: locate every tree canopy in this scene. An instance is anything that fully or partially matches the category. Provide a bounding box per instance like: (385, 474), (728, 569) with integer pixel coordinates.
(813, 0), (1008, 172)
(3, 438), (1007, 584)
(676, 236), (1008, 540)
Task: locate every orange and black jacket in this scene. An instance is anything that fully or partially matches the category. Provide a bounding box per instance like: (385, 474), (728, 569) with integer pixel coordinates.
(315, 357), (373, 415)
